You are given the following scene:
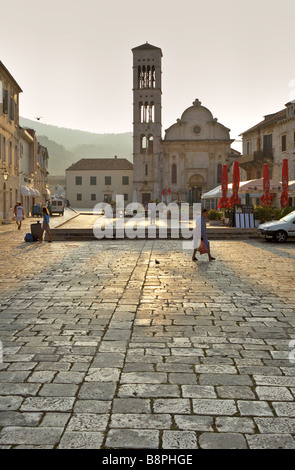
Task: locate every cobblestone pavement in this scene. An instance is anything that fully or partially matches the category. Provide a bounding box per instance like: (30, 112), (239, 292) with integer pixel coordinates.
(0, 234), (295, 449)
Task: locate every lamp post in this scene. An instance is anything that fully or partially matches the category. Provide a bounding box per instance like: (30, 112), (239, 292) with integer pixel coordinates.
(1, 168), (9, 181)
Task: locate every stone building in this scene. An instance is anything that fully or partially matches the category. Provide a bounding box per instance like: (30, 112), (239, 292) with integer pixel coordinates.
(132, 43), (239, 205)
(19, 129), (50, 216)
(66, 157), (133, 208)
(0, 61), (22, 223)
(239, 101), (295, 186)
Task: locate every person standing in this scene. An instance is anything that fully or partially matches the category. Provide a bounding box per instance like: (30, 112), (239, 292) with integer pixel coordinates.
(192, 208), (215, 262)
(41, 207), (52, 243)
(15, 202), (24, 230)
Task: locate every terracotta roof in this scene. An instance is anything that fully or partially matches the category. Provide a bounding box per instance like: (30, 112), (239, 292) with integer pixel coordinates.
(132, 42), (162, 55)
(0, 61), (23, 92)
(241, 108), (287, 135)
(66, 158), (133, 172)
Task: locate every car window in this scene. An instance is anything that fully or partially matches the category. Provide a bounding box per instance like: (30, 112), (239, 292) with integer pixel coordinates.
(52, 201), (56, 206)
(281, 212), (295, 223)
(58, 201), (62, 206)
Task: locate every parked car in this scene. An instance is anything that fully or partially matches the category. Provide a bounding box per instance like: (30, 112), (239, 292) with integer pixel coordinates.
(258, 210), (295, 242)
(50, 198), (64, 216)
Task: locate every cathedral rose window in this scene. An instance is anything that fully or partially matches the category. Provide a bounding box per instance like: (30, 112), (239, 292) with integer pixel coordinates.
(193, 126), (201, 135)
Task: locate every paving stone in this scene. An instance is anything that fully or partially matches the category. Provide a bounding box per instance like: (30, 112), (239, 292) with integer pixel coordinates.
(39, 384), (79, 397)
(182, 385), (216, 399)
(216, 385), (255, 400)
(74, 400), (112, 414)
(174, 415), (213, 431)
(85, 367), (121, 382)
(199, 432), (248, 449)
(272, 402), (295, 417)
(162, 431), (198, 449)
(195, 364), (237, 374)
(20, 397), (75, 412)
(153, 399), (191, 414)
(215, 417), (255, 433)
(238, 401), (273, 416)
(199, 374), (253, 386)
(120, 372), (167, 384)
(106, 429), (159, 449)
(0, 383), (40, 396)
(246, 433), (295, 449)
(192, 399), (237, 416)
(255, 417), (295, 433)
(58, 431), (104, 449)
(255, 386), (293, 401)
(0, 426), (64, 446)
(112, 398), (151, 413)
(110, 413), (172, 429)
(40, 412), (70, 427)
(118, 384), (180, 398)
(0, 411), (42, 427)
(79, 383), (117, 400)
(66, 413), (109, 431)
(0, 396), (24, 411)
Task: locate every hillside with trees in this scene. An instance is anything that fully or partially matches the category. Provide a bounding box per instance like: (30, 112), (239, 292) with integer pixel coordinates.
(19, 117), (133, 175)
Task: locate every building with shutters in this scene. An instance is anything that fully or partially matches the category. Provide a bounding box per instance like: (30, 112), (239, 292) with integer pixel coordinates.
(238, 101), (295, 200)
(0, 61), (22, 223)
(66, 156), (133, 208)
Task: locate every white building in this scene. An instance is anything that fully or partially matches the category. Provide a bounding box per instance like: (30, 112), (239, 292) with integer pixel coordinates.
(66, 157), (133, 208)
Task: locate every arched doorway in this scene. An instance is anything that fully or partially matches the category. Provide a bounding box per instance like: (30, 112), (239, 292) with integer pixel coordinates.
(188, 174), (205, 204)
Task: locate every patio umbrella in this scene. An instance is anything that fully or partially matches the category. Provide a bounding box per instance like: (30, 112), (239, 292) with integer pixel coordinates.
(218, 164), (229, 208)
(167, 187), (172, 204)
(280, 159), (289, 208)
(229, 161), (241, 207)
(260, 164), (272, 207)
(161, 189), (165, 203)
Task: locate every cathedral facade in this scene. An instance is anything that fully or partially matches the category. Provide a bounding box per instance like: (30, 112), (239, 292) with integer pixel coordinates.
(132, 42), (239, 204)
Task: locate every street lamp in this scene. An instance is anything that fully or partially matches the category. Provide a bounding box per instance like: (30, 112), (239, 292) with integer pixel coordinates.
(0, 168), (9, 181)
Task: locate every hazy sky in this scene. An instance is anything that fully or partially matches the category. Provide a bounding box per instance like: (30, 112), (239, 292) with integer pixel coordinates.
(2, 0), (295, 152)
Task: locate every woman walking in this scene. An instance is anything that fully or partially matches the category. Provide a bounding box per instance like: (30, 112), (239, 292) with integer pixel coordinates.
(41, 207), (52, 242)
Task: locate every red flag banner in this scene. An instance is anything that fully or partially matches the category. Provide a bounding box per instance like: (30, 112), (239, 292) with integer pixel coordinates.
(229, 161), (241, 207)
(218, 164), (229, 208)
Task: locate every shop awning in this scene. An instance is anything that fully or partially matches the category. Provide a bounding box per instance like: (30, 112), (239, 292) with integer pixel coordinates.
(43, 188), (51, 196)
(20, 185), (30, 196)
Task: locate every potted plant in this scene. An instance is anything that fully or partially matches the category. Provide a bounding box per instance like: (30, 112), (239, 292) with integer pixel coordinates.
(207, 209), (223, 226)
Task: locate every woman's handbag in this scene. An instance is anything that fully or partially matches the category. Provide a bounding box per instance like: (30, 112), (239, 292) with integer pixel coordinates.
(198, 241), (208, 255)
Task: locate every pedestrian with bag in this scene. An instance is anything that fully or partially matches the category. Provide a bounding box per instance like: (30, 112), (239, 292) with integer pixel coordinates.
(41, 207), (52, 243)
(192, 208), (215, 262)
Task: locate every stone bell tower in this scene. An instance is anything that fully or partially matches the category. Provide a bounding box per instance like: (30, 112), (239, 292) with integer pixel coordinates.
(132, 42), (163, 204)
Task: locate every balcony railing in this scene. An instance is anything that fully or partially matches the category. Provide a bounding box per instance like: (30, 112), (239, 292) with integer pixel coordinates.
(239, 148), (274, 165)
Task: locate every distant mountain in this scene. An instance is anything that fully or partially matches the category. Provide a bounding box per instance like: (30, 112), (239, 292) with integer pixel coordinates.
(19, 117), (133, 175)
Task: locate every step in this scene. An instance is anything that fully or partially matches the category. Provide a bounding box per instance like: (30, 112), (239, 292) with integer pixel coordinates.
(49, 227), (259, 241)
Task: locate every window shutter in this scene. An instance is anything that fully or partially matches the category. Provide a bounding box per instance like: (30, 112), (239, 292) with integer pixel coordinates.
(3, 89), (8, 114)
